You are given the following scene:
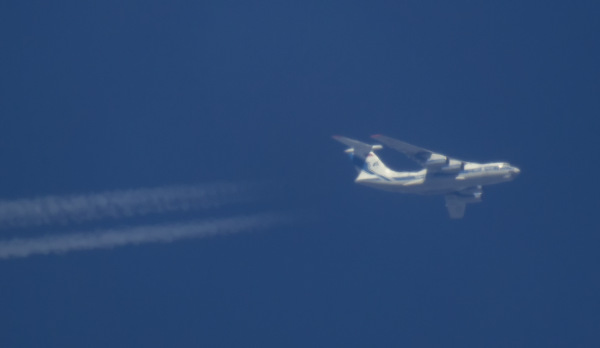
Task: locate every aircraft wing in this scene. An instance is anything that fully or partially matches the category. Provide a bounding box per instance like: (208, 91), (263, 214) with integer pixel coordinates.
(371, 134), (468, 171)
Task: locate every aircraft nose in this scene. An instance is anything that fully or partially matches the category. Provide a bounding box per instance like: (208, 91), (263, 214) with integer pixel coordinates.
(512, 167), (521, 175)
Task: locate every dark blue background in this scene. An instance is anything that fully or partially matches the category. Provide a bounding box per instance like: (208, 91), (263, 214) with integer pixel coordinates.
(1, 1), (599, 347)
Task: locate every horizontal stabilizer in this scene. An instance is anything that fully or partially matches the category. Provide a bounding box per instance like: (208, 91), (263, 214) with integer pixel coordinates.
(371, 134), (429, 157)
(332, 136), (380, 160)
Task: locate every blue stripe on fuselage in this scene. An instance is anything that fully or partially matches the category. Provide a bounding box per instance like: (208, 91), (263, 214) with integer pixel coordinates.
(363, 167), (392, 181)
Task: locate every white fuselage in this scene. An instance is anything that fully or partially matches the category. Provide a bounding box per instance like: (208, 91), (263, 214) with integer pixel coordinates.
(355, 154), (520, 195)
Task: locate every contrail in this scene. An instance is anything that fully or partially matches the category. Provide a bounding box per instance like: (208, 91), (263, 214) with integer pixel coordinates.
(0, 213), (293, 259)
(0, 183), (256, 229)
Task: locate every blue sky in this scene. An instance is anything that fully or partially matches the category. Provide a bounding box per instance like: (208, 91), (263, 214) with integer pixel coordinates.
(1, 1), (599, 347)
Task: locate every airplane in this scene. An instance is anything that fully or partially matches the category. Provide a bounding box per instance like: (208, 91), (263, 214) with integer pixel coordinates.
(333, 134), (520, 219)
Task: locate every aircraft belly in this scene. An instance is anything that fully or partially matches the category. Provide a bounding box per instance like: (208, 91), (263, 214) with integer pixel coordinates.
(402, 176), (484, 195)
(357, 180), (406, 192)
(356, 173), (507, 196)
(357, 178), (470, 195)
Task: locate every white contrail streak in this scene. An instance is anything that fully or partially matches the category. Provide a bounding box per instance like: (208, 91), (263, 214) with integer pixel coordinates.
(0, 213), (292, 259)
(0, 183), (255, 229)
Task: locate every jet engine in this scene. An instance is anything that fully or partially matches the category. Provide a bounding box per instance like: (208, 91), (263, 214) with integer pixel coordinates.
(425, 154), (464, 173)
(424, 153), (448, 169)
(439, 159), (465, 173)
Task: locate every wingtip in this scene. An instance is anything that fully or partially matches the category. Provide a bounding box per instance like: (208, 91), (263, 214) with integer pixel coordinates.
(371, 134), (383, 138)
(332, 135), (341, 139)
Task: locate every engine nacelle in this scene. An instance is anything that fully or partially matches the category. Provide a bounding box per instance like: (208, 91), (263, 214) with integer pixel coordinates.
(424, 154), (448, 169)
(440, 159), (464, 173)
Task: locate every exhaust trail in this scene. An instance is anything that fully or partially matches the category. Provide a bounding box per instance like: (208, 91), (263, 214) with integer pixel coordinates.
(0, 213), (293, 259)
(0, 183), (256, 229)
